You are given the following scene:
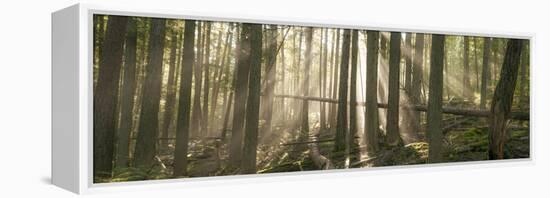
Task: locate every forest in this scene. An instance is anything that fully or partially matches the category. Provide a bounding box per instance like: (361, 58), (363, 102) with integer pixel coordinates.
(92, 15), (530, 183)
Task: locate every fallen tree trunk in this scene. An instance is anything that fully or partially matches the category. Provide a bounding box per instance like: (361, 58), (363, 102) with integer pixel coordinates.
(274, 94), (529, 120)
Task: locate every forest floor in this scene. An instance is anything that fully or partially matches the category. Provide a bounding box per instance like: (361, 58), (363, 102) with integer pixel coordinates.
(102, 116), (529, 183)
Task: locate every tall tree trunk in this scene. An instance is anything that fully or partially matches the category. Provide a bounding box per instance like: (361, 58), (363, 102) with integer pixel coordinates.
(320, 28), (329, 131)
(262, 25), (278, 137)
(386, 32), (402, 146)
(318, 29), (324, 131)
(116, 18), (137, 168)
(280, 28), (288, 122)
(294, 29), (304, 129)
(480, 38), (492, 109)
(463, 36), (471, 100)
(299, 27), (313, 141)
(365, 31), (380, 155)
(410, 33), (424, 137)
(93, 16), (128, 178)
(333, 29), (350, 160)
(201, 23), (212, 136)
(405, 33), (413, 93)
(173, 20), (196, 177)
(348, 30), (359, 164)
(134, 18), (166, 168)
(330, 30), (341, 129)
(160, 26), (179, 148)
(427, 34), (445, 163)
(210, 26), (233, 132)
(241, 24), (263, 174)
(191, 22), (204, 137)
(518, 43), (529, 110)
(488, 39), (523, 160)
(474, 38), (480, 92)
(229, 24), (252, 168)
(221, 92), (234, 142)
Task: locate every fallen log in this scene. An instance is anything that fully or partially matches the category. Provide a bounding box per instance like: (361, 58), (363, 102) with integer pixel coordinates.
(273, 94), (529, 120)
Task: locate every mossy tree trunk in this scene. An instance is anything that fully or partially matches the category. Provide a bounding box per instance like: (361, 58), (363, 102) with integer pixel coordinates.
(488, 39), (523, 160)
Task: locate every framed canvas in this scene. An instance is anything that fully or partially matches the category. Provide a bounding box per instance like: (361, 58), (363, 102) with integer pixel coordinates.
(52, 3), (533, 194)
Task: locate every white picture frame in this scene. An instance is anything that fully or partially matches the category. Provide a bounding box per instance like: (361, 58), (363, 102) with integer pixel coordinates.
(52, 3), (534, 194)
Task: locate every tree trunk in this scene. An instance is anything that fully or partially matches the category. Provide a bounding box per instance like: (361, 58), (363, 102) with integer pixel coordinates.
(348, 30), (359, 164)
(173, 20), (196, 177)
(134, 18), (166, 168)
(221, 92), (234, 141)
(518, 43), (529, 110)
(299, 27), (313, 142)
(386, 32), (402, 146)
(427, 34), (445, 163)
(333, 29), (350, 160)
(365, 31), (380, 154)
(488, 39), (524, 160)
(463, 36), (471, 100)
(480, 38), (492, 109)
(261, 25), (278, 137)
(93, 16), (128, 178)
(241, 24), (263, 174)
(202, 23), (212, 136)
(405, 33), (413, 93)
(330, 30), (341, 128)
(191, 22), (204, 137)
(320, 28), (329, 131)
(229, 24), (251, 168)
(210, 25), (233, 133)
(116, 18), (137, 168)
(160, 26), (179, 149)
(411, 33), (424, 137)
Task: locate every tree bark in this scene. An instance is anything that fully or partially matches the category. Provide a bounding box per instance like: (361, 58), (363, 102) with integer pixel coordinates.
(488, 39), (523, 160)
(191, 22), (204, 137)
(480, 38), (492, 109)
(229, 24), (251, 168)
(241, 24), (263, 174)
(262, 25), (278, 137)
(333, 29), (350, 159)
(365, 31), (380, 154)
(94, 16), (128, 178)
(386, 32), (402, 146)
(201, 23), (212, 136)
(173, 20), (196, 177)
(134, 18), (166, 168)
(320, 28), (329, 131)
(299, 27), (313, 142)
(349, 30), (359, 162)
(330, 30), (341, 128)
(116, 17), (137, 168)
(518, 42), (529, 110)
(427, 34), (445, 163)
(160, 25), (179, 148)
(405, 33), (413, 93)
(411, 33), (424, 137)
(210, 25), (233, 132)
(463, 36), (472, 100)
